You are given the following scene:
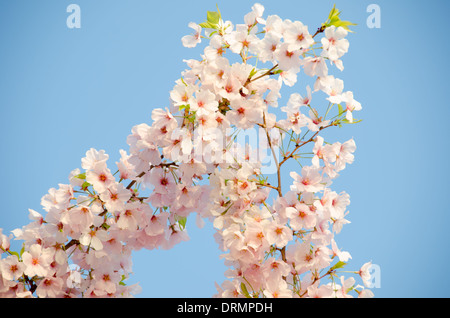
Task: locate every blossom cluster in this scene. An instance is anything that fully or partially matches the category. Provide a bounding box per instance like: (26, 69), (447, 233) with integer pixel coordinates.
(0, 3), (372, 298)
(0, 148), (190, 297)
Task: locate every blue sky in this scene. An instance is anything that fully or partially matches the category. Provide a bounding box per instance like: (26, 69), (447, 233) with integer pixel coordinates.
(1, 0), (449, 298)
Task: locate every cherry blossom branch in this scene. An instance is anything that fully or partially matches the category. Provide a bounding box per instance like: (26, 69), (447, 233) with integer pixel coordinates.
(279, 123), (335, 168)
(0, 4), (372, 299)
(244, 23), (324, 87)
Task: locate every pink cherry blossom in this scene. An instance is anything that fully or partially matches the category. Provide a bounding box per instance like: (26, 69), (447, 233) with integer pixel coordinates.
(225, 24), (259, 54)
(116, 149), (136, 180)
(290, 166), (325, 193)
(0, 255), (25, 281)
(307, 281), (334, 298)
(99, 182), (131, 214)
(283, 20), (314, 51)
(0, 228), (11, 252)
(287, 203), (317, 230)
(181, 22), (202, 48)
(302, 56), (328, 78)
(22, 244), (53, 277)
(263, 274), (292, 298)
(321, 26), (349, 61)
(264, 219), (293, 248)
(36, 276), (64, 298)
(274, 43), (302, 71)
(342, 91), (362, 123)
(79, 228), (108, 251)
(145, 211), (169, 236)
(81, 148), (109, 171)
(257, 32), (282, 63)
(86, 163), (114, 194)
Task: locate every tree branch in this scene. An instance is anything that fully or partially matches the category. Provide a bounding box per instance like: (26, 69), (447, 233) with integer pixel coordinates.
(279, 123), (334, 168)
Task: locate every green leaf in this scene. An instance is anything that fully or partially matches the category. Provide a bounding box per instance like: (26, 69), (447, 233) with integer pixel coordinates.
(187, 112), (196, 123)
(20, 243), (25, 257)
(176, 216), (187, 230)
(329, 15), (341, 26)
(328, 4), (337, 20)
(199, 21), (216, 29)
(333, 20), (357, 31)
(324, 4), (357, 32)
(240, 282), (251, 298)
(179, 104), (190, 112)
(119, 274), (127, 286)
(81, 181), (91, 190)
(331, 261), (347, 270)
(200, 6), (222, 30)
(10, 251), (20, 259)
(341, 118), (362, 124)
(101, 222), (110, 231)
(207, 11), (220, 25)
(74, 172), (86, 180)
(216, 4), (222, 20)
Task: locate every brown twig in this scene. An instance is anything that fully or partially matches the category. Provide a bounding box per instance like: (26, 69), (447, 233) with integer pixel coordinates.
(279, 123), (334, 168)
(246, 64), (279, 86)
(312, 25), (326, 38)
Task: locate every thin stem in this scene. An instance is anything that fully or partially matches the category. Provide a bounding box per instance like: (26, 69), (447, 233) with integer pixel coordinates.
(262, 113), (282, 197)
(126, 171), (146, 190)
(280, 247), (287, 263)
(256, 182), (279, 191)
(0, 246), (12, 255)
(64, 239), (80, 251)
(324, 102), (333, 120)
(279, 123), (334, 168)
(246, 64), (279, 85)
